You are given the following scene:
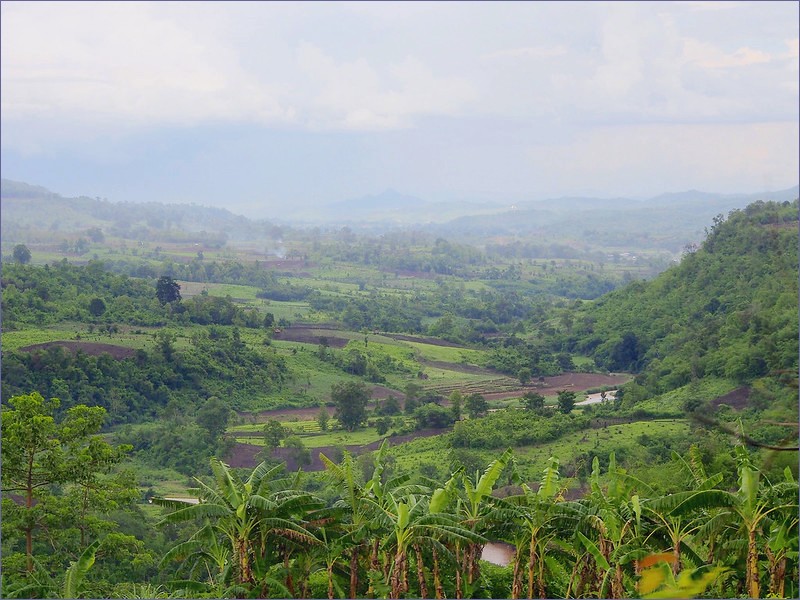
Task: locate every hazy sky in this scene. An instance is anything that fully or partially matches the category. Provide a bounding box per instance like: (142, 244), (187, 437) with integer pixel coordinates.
(2, 1), (798, 217)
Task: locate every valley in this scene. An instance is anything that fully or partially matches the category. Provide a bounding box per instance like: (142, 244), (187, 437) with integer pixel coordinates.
(1, 181), (797, 599)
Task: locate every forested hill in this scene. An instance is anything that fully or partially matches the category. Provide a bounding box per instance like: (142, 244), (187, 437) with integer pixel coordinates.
(570, 199), (798, 393)
(0, 178), (277, 243)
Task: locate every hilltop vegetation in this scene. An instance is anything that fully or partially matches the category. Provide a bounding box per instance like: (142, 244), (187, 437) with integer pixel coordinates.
(570, 201), (798, 389)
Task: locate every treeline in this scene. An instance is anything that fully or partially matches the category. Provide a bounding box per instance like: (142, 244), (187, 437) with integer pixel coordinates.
(1, 328), (287, 426)
(1, 261), (272, 329)
(1, 178), (278, 243)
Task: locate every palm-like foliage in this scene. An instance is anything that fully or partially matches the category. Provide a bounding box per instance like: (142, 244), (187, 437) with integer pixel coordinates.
(155, 458), (321, 595)
(644, 448), (724, 576)
(320, 441), (416, 598)
(664, 448), (799, 598)
(62, 539), (100, 599)
(365, 488), (484, 599)
(503, 457), (566, 599)
(451, 448), (513, 598)
(568, 453), (652, 598)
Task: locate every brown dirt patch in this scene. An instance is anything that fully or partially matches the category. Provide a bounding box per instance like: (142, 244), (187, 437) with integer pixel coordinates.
(226, 443), (264, 469)
(273, 326), (351, 347)
(483, 372), (631, 401)
(710, 387), (751, 411)
(19, 341), (136, 360)
(383, 333), (464, 348)
(420, 359), (499, 375)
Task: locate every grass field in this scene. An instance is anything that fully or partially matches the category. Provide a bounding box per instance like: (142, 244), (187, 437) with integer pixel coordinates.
(405, 340), (485, 364)
(232, 422), (388, 449)
(2, 324), (159, 351)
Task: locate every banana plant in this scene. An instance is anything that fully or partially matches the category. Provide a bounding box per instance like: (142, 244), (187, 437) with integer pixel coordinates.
(63, 538), (100, 599)
(569, 453), (653, 598)
(155, 457), (319, 591)
(452, 448), (513, 597)
(321, 441), (417, 598)
(366, 490), (484, 599)
(503, 457), (564, 599)
(665, 447), (799, 598)
(644, 449), (725, 575)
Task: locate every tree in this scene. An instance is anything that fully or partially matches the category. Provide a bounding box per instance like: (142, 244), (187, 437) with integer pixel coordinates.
(523, 392), (546, 412)
(156, 275), (181, 305)
(376, 416), (393, 436)
(450, 390), (463, 421)
(1, 392), (133, 575)
(557, 390), (576, 414)
(331, 381), (370, 432)
(88, 298), (106, 317)
(413, 404), (456, 429)
(195, 396), (231, 440)
(518, 368), (532, 386)
(284, 436), (311, 467)
(377, 395), (401, 416)
(316, 405), (330, 431)
(263, 419), (288, 450)
(12, 244), (31, 264)
(405, 382), (422, 414)
(465, 393), (489, 419)
(86, 227), (105, 243)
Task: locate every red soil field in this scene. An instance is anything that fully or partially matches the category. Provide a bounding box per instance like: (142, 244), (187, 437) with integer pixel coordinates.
(19, 341), (136, 360)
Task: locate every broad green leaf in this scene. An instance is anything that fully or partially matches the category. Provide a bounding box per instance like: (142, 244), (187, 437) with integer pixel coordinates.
(577, 531), (610, 571)
(430, 488), (449, 514)
(63, 539), (100, 599)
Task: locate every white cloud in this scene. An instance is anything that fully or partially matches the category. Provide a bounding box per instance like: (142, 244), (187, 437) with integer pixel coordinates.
(1, 0), (797, 200)
(481, 45), (568, 61)
(678, 1), (743, 12)
(295, 43), (475, 131)
(525, 121), (799, 197)
(1, 2), (290, 127)
(682, 39), (772, 69)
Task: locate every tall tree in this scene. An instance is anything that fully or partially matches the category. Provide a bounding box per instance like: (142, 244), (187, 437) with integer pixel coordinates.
(155, 276), (181, 305)
(465, 393), (488, 419)
(1, 392), (133, 575)
(557, 390), (576, 414)
(331, 381), (370, 432)
(12, 244), (31, 264)
(523, 392), (546, 412)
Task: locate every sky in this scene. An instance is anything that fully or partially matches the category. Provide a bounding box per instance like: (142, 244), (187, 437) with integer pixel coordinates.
(2, 0), (798, 218)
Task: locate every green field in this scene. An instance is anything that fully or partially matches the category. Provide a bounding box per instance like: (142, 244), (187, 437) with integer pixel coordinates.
(405, 340), (485, 364)
(1, 324), (159, 351)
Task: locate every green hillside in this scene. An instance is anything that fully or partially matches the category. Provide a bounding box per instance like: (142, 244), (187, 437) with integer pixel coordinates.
(571, 200), (798, 392)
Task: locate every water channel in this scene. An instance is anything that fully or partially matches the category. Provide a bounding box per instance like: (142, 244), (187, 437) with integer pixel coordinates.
(481, 542), (515, 566)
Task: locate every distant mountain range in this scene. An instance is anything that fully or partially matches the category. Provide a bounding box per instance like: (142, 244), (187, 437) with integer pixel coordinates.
(2, 177), (797, 254)
(284, 188), (504, 224)
(284, 185), (799, 226)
